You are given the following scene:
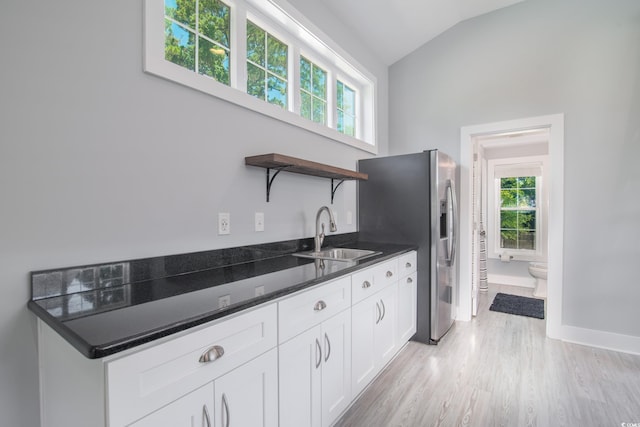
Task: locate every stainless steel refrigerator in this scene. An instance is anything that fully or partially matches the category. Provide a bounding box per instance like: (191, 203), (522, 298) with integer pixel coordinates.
(358, 150), (458, 344)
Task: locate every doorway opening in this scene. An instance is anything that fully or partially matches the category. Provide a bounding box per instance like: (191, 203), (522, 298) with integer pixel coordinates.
(459, 114), (564, 339)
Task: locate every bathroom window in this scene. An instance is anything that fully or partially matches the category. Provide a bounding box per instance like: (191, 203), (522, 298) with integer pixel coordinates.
(486, 158), (547, 261)
(499, 176), (536, 250)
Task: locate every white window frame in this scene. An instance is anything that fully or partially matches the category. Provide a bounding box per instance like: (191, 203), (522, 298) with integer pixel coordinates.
(486, 156), (548, 261)
(143, 0), (377, 153)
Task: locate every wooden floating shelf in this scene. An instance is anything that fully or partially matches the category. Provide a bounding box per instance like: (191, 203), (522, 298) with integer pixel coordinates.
(245, 153), (368, 203)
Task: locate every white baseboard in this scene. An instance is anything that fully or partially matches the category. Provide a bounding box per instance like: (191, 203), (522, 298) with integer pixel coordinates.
(560, 325), (640, 355)
(487, 274), (535, 288)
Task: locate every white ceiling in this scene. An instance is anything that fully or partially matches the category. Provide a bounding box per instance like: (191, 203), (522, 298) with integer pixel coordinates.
(319, 0), (525, 65)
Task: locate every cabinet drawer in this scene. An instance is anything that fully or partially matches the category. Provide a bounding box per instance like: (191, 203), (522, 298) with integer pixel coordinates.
(398, 251), (417, 277)
(278, 276), (351, 343)
(106, 303), (277, 427)
(352, 259), (399, 304)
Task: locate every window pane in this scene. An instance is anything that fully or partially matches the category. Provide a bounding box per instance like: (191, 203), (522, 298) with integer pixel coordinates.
(518, 176), (536, 188)
(300, 91), (311, 120)
(247, 63), (265, 100)
(312, 66), (326, 99)
(519, 211), (536, 230)
(500, 189), (518, 208)
(337, 110), (344, 133)
(312, 98), (326, 125)
(247, 21), (265, 67)
(520, 189), (536, 208)
(500, 210), (517, 229)
(165, 0), (195, 29)
(198, 37), (229, 84)
(199, 0), (230, 48)
(500, 230), (518, 249)
(337, 81), (343, 109)
(300, 57), (311, 92)
(165, 20), (195, 71)
(518, 231), (536, 250)
(501, 177), (517, 189)
(267, 34), (287, 79)
(342, 84), (355, 115)
(343, 113), (355, 137)
(267, 75), (287, 108)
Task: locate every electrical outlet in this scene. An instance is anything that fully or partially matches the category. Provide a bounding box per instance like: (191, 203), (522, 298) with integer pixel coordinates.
(255, 212), (264, 232)
(255, 285), (265, 297)
(218, 294), (231, 308)
(218, 213), (230, 235)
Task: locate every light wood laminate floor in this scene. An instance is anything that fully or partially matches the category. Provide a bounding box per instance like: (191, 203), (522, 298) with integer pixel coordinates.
(335, 284), (640, 427)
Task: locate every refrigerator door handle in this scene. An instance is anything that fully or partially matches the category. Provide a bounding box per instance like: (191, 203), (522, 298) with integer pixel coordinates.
(448, 180), (458, 267)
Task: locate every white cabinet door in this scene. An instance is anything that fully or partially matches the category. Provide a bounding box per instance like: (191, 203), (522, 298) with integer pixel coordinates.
(351, 294), (377, 398)
(375, 283), (398, 368)
(279, 310), (351, 427)
(398, 272), (417, 343)
(213, 348), (278, 427)
(129, 383), (214, 427)
(351, 282), (398, 398)
(279, 326), (322, 427)
(320, 309), (351, 427)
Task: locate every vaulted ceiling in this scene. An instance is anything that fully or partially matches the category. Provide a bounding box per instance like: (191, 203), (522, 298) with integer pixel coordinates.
(319, 0), (525, 65)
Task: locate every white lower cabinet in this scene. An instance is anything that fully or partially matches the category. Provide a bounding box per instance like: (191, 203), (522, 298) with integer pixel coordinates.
(213, 348), (278, 427)
(397, 272), (417, 343)
(129, 383), (214, 427)
(351, 282), (398, 398)
(279, 309), (351, 427)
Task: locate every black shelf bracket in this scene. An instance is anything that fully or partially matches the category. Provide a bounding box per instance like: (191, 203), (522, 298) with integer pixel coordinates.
(330, 179), (345, 204)
(266, 166), (291, 202)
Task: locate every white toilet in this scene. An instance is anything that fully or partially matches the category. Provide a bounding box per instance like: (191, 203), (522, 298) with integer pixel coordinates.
(528, 262), (548, 298)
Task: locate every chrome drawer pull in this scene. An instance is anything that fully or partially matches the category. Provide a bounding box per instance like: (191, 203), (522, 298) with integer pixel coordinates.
(386, 271), (393, 278)
(405, 262), (412, 268)
(199, 345), (224, 363)
(407, 277), (413, 284)
(314, 300), (327, 311)
(362, 280), (371, 289)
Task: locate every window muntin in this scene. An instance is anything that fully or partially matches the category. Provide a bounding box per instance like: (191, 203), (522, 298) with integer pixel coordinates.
(246, 20), (288, 108)
(300, 56), (327, 125)
(499, 176), (537, 250)
(164, 0), (231, 85)
(337, 81), (356, 137)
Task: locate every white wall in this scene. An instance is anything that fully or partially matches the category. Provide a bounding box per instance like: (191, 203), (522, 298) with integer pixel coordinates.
(0, 1), (387, 425)
(390, 0), (640, 340)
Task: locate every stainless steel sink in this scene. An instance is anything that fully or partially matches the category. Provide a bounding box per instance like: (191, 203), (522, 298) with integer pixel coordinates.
(293, 248), (381, 262)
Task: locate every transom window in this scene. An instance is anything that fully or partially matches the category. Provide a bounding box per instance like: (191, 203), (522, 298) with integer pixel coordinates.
(299, 56), (327, 125)
(246, 20), (288, 109)
(146, 0), (377, 152)
(164, 0), (231, 85)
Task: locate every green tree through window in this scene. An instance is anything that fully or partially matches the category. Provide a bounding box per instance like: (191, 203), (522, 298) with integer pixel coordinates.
(337, 81), (356, 137)
(300, 57), (327, 124)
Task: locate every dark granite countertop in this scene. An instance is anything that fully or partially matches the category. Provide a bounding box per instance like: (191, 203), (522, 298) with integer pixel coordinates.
(28, 233), (415, 359)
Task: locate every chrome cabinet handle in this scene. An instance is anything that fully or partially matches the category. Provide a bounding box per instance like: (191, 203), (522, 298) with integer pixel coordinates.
(362, 280), (371, 289)
(405, 262), (412, 268)
(315, 338), (322, 369)
(380, 299), (386, 321)
(386, 271), (393, 278)
(375, 302), (381, 324)
(407, 277), (413, 284)
(199, 345), (224, 363)
(203, 405), (211, 427)
(222, 393), (230, 427)
(314, 300), (327, 311)
(324, 333), (331, 362)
